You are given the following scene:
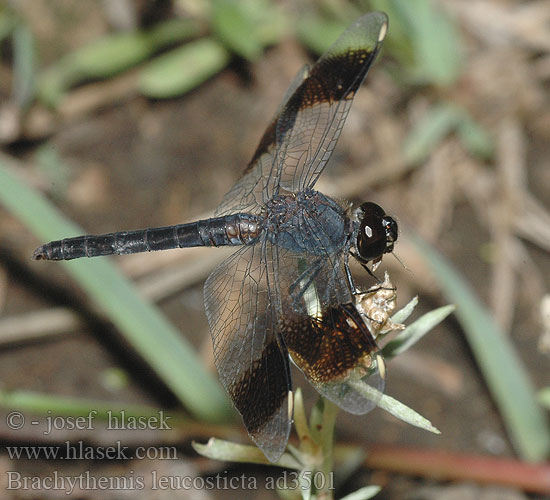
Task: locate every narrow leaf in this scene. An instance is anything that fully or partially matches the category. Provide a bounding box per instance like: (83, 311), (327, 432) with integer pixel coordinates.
(12, 21), (35, 107)
(293, 389), (314, 447)
(37, 19), (201, 106)
(538, 388), (550, 410)
(193, 438), (301, 469)
(369, 0), (461, 85)
(211, 0), (262, 60)
(0, 7), (16, 42)
(383, 304), (455, 359)
(403, 103), (460, 164)
(340, 485), (382, 500)
(377, 393), (441, 434)
(308, 397), (324, 444)
(139, 38), (230, 98)
(456, 111), (494, 159)
(0, 389), (179, 422)
(390, 295), (418, 324)
(349, 380), (440, 434)
(405, 0), (461, 86)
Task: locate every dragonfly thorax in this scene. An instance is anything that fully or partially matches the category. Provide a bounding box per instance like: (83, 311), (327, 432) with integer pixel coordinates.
(264, 189), (350, 256)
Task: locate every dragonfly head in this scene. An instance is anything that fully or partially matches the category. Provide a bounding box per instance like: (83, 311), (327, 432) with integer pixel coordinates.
(355, 202), (398, 263)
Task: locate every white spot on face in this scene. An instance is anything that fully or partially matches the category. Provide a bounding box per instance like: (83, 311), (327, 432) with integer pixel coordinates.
(364, 225), (373, 238)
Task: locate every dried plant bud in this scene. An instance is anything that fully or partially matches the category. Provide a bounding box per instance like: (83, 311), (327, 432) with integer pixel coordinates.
(355, 271), (405, 335)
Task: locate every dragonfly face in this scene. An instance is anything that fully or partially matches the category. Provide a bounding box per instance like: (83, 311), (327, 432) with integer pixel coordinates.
(355, 202), (398, 263)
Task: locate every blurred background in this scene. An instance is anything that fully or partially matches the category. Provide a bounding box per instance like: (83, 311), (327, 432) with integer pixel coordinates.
(0, 0), (549, 498)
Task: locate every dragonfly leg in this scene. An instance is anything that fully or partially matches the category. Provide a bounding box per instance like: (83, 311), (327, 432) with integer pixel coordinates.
(344, 250), (362, 296)
(350, 250), (385, 285)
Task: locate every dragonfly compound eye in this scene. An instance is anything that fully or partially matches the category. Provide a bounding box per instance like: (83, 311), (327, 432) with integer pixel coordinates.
(356, 202), (397, 262)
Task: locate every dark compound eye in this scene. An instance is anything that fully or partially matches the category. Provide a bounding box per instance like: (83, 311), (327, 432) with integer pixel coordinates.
(356, 202), (398, 262)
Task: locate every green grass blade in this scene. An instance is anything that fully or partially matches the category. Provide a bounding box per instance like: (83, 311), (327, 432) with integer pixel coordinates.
(12, 21), (35, 108)
(400, 0), (461, 86)
(383, 304), (455, 359)
(0, 155), (232, 423)
(349, 380), (440, 434)
(0, 389), (178, 421)
(339, 486), (382, 500)
(410, 232), (550, 461)
(404, 102), (494, 164)
(390, 295), (418, 324)
(211, 0), (263, 61)
(456, 110), (494, 159)
(538, 388), (550, 411)
(193, 438), (302, 469)
(369, 0), (461, 85)
(538, 388), (550, 410)
(0, 6), (16, 42)
(37, 18), (201, 106)
(403, 103), (460, 164)
(139, 38), (230, 98)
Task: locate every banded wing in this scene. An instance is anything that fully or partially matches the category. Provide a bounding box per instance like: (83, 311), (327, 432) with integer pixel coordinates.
(273, 216), (385, 414)
(282, 301), (385, 414)
(205, 201), (384, 461)
(215, 12), (388, 216)
(204, 240), (292, 462)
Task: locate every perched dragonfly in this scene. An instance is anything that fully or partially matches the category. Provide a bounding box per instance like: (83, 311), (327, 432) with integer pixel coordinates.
(34, 12), (397, 462)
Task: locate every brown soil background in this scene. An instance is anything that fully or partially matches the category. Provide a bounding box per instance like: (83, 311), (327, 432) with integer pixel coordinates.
(0, 1), (549, 499)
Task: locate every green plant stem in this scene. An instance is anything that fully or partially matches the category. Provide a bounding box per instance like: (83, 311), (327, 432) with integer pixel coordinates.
(318, 398), (339, 498)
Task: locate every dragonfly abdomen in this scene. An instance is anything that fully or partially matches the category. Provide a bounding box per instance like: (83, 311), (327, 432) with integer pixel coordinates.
(32, 214), (262, 261)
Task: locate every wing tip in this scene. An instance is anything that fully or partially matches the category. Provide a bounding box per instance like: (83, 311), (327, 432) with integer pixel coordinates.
(378, 18), (388, 42)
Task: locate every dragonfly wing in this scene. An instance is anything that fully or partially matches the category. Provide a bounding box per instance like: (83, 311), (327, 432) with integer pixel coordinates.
(214, 64), (310, 217)
(204, 241), (291, 462)
(274, 239), (385, 414)
(215, 12), (388, 216)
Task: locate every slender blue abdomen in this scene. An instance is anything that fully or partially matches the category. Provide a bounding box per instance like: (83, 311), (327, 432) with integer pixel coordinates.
(33, 214), (261, 261)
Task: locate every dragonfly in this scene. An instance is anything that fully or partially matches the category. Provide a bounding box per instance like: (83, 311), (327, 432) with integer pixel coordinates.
(33, 12), (396, 462)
